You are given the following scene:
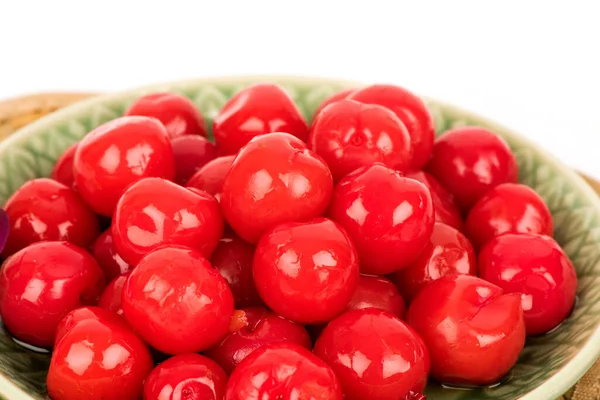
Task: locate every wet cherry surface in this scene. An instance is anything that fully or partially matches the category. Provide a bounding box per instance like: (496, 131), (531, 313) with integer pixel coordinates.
(186, 155), (235, 202)
(98, 274), (128, 317)
(55, 306), (123, 346)
(347, 274), (406, 318)
(171, 135), (218, 185)
(479, 233), (577, 335)
(313, 88), (356, 118)
(51, 142), (79, 188)
(328, 163), (434, 274)
(0, 241), (106, 348)
(314, 308), (430, 400)
(91, 229), (131, 282)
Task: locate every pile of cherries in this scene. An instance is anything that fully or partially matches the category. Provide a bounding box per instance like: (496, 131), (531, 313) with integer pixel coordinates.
(0, 83), (577, 400)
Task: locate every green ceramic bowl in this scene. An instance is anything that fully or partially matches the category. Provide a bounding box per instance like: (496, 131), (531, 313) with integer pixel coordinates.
(0, 76), (599, 400)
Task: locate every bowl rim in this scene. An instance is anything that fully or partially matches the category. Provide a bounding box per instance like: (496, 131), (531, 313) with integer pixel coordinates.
(1, 75), (599, 400)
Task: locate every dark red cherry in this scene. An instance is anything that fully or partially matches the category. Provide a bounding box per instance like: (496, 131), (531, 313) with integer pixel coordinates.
(171, 134), (218, 185)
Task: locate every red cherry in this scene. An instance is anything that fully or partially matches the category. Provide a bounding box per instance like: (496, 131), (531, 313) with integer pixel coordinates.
(98, 274), (128, 317)
(466, 183), (553, 249)
(407, 274), (525, 385)
(308, 99), (412, 181)
(0, 242), (105, 348)
(348, 84), (435, 170)
(187, 155), (235, 202)
(406, 171), (463, 231)
(47, 313), (153, 400)
(112, 177), (224, 266)
(143, 353), (228, 400)
(205, 306), (311, 373)
(213, 83), (309, 155)
(328, 163), (434, 274)
(125, 92), (207, 139)
(479, 233), (577, 335)
(426, 126), (518, 211)
(73, 116), (175, 216)
(51, 142), (78, 188)
(225, 342), (342, 400)
(314, 308), (429, 400)
(171, 135), (219, 185)
(2, 178), (100, 257)
(91, 229), (131, 281)
(392, 222), (476, 302)
(313, 88), (356, 117)
(221, 132), (333, 243)
(348, 274), (405, 318)
(55, 306), (123, 346)
(253, 217), (359, 324)
(211, 232), (262, 308)
(122, 246), (234, 354)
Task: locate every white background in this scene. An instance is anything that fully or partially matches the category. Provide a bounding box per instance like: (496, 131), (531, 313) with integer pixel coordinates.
(1, 2), (599, 177)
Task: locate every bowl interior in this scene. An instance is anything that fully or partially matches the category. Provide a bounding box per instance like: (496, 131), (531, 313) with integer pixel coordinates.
(1, 77), (600, 400)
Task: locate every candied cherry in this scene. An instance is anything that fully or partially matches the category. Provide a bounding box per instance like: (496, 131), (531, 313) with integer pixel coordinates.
(213, 83), (308, 155)
(73, 116), (175, 216)
(253, 217), (359, 324)
(314, 308), (429, 400)
(51, 142), (78, 188)
(426, 126), (518, 211)
(313, 88), (356, 118)
(348, 274), (406, 318)
(112, 177), (223, 266)
(47, 312), (153, 400)
(125, 92), (207, 138)
(211, 232), (262, 308)
(55, 306), (123, 345)
(466, 183), (553, 249)
(122, 246), (234, 354)
(392, 222), (476, 302)
(308, 99), (412, 181)
(171, 134), (218, 185)
(348, 84), (435, 170)
(329, 163), (434, 274)
(225, 342), (342, 400)
(0, 241), (105, 348)
(479, 233), (577, 335)
(186, 155), (235, 202)
(144, 353), (227, 400)
(221, 132), (333, 243)
(407, 170), (463, 231)
(98, 274), (128, 316)
(407, 274), (525, 385)
(2, 178), (100, 257)
(205, 306), (311, 373)
(91, 229), (131, 281)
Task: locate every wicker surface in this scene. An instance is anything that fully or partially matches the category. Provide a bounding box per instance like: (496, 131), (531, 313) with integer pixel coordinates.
(0, 92), (598, 400)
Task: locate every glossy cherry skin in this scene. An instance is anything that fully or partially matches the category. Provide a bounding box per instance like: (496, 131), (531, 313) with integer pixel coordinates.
(0, 241), (105, 348)
(392, 222), (476, 302)
(407, 170), (463, 231)
(407, 274), (526, 385)
(466, 183), (553, 249)
(98, 274), (127, 316)
(47, 313), (153, 400)
(213, 83), (308, 155)
(186, 155), (235, 202)
(112, 177), (224, 266)
(253, 217), (359, 324)
(308, 99), (412, 181)
(91, 229), (131, 281)
(51, 142), (78, 188)
(426, 126), (518, 211)
(171, 134), (219, 185)
(348, 275), (405, 318)
(328, 163), (434, 274)
(225, 342), (342, 400)
(221, 132), (333, 243)
(73, 116), (176, 216)
(211, 232), (262, 308)
(314, 308), (429, 400)
(205, 306), (311, 373)
(313, 88), (356, 118)
(55, 306), (124, 345)
(348, 84), (435, 170)
(122, 246), (234, 354)
(144, 353), (228, 400)
(479, 233), (577, 335)
(2, 178), (100, 257)
(125, 92), (207, 139)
